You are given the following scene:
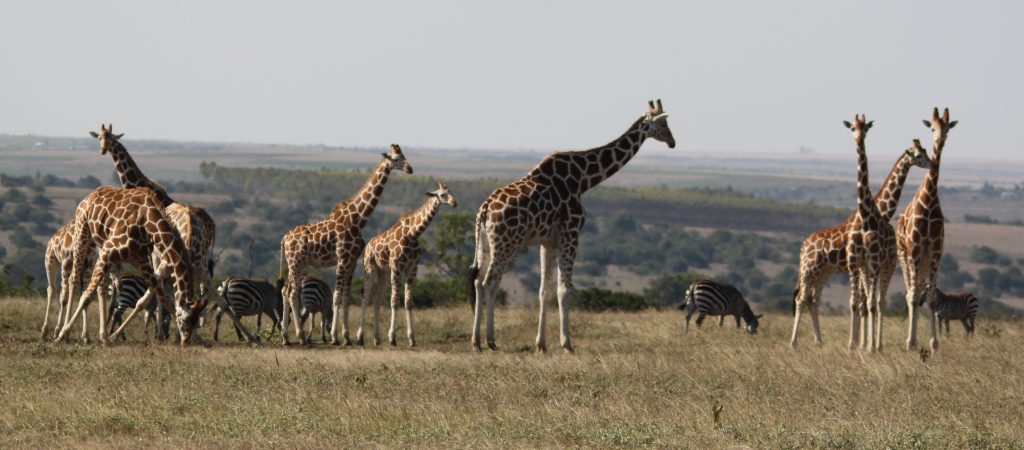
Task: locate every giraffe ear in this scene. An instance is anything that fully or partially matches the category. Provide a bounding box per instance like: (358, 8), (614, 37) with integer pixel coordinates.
(381, 152), (392, 160)
(922, 120), (932, 128)
(114, 133), (124, 139)
(843, 121), (853, 130)
(948, 120), (958, 129)
(89, 131), (100, 139)
(864, 121), (874, 130)
(424, 192), (436, 197)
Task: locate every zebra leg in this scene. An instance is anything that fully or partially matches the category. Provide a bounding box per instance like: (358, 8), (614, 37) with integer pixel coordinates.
(734, 315), (741, 329)
(213, 310), (222, 342)
(965, 317), (975, 336)
(696, 313), (706, 328)
(718, 315), (725, 328)
(232, 314), (244, 342)
(685, 310), (693, 332)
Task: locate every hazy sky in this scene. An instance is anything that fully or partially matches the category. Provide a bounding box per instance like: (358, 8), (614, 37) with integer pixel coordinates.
(2, 1), (1020, 158)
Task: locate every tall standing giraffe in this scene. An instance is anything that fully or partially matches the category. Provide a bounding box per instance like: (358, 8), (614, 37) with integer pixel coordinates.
(361, 181), (458, 347)
(898, 107), (957, 351)
(279, 144), (413, 345)
(87, 125), (248, 342)
(790, 140), (933, 348)
(843, 114), (894, 353)
(53, 187), (205, 345)
(470, 100), (676, 353)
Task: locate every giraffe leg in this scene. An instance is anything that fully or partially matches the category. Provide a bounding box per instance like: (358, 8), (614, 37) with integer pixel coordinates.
(284, 269), (303, 345)
(848, 271), (863, 351)
(904, 267), (925, 350)
(927, 270), (940, 352)
(404, 275), (416, 348)
(790, 282), (809, 348)
(109, 288), (154, 341)
(810, 288), (823, 346)
(335, 261), (358, 347)
(476, 252), (510, 352)
(356, 269), (373, 346)
(56, 264), (107, 343)
(388, 270), (401, 347)
(41, 255), (59, 340)
(536, 245), (556, 353)
(372, 271), (386, 346)
(864, 271), (878, 353)
(876, 265), (893, 352)
(555, 233), (579, 354)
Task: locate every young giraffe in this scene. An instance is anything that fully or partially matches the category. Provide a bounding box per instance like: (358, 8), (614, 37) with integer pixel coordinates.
(53, 187), (205, 345)
(41, 220), (94, 341)
(88, 125), (246, 342)
(361, 181), (458, 347)
(843, 114), (895, 353)
(471, 100), (676, 353)
(898, 107), (957, 351)
(279, 144), (413, 345)
(790, 140), (933, 348)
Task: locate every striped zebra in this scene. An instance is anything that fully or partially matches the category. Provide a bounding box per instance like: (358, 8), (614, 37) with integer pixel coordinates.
(297, 276), (334, 344)
(682, 279), (762, 334)
(921, 286), (979, 336)
(106, 275), (171, 341)
(213, 277), (282, 342)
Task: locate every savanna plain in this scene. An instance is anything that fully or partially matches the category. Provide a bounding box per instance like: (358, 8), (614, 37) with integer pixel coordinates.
(2, 298), (1022, 449)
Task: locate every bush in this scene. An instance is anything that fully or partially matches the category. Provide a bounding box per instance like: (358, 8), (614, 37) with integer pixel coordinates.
(643, 272), (707, 307)
(572, 287), (654, 312)
(3, 188), (27, 203)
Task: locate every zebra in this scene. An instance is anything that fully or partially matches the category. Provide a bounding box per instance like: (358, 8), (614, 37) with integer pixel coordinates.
(106, 275), (171, 341)
(212, 277), (282, 342)
(920, 285), (979, 336)
(297, 276), (334, 344)
(682, 279), (762, 334)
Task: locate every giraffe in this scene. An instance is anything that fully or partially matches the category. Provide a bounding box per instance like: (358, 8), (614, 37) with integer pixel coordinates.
(790, 140), (933, 348)
(87, 125), (247, 342)
(53, 187), (205, 345)
(843, 114), (894, 353)
(278, 144), (413, 345)
(470, 100), (676, 353)
(898, 107), (957, 351)
(41, 220), (94, 342)
(361, 181), (458, 347)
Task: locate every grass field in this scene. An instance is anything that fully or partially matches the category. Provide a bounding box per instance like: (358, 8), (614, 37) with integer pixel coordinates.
(2, 297), (1022, 448)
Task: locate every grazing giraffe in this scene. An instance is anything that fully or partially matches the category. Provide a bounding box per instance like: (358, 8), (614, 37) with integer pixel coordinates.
(790, 140), (933, 348)
(41, 220), (94, 342)
(842, 114), (894, 353)
(279, 144), (413, 345)
(88, 125), (245, 342)
(470, 100), (676, 353)
(361, 181), (458, 347)
(898, 107), (957, 351)
(53, 187), (205, 345)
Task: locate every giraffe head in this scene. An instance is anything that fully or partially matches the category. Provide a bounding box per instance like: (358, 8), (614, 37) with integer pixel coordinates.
(382, 144), (414, 174)
(644, 99), (676, 148)
(906, 139), (936, 170)
(922, 107), (957, 149)
(842, 114), (874, 145)
(88, 124), (124, 155)
(425, 180), (458, 208)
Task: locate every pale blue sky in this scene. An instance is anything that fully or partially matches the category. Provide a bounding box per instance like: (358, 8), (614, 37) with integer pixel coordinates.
(1, 1), (1019, 158)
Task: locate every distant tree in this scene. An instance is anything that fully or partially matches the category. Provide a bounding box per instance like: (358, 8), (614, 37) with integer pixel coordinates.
(3, 188), (26, 203)
(31, 194), (53, 209)
(76, 175), (101, 188)
(643, 272), (707, 307)
(9, 226), (39, 250)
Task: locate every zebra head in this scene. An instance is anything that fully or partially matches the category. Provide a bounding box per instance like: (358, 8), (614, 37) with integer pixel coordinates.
(745, 314), (764, 334)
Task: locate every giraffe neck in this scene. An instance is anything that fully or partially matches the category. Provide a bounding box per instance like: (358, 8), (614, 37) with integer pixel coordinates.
(108, 140), (175, 207)
(405, 197), (442, 240)
(873, 153), (914, 221)
(853, 138), (878, 218)
(149, 217), (194, 305)
(921, 144), (943, 206)
(529, 116), (649, 194)
(336, 158), (393, 228)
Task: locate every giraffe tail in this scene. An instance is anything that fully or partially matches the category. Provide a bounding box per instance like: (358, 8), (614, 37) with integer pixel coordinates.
(468, 206), (488, 307)
(792, 286), (799, 316)
(277, 240), (286, 288)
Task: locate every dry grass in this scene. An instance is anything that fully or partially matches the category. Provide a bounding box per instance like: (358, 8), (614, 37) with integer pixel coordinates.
(1, 297), (1022, 449)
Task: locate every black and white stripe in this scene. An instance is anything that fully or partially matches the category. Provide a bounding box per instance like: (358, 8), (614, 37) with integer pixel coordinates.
(213, 277), (282, 342)
(299, 276), (333, 343)
(106, 275), (170, 340)
(682, 279), (762, 334)
(924, 288), (979, 336)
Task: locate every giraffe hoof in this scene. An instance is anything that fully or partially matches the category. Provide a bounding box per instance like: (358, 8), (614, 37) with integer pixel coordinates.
(472, 342), (482, 352)
(342, 338), (352, 347)
(355, 337), (364, 346)
(330, 339), (340, 347)
(536, 344), (547, 354)
(563, 345), (575, 355)
(409, 340), (416, 348)
(487, 341), (498, 351)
